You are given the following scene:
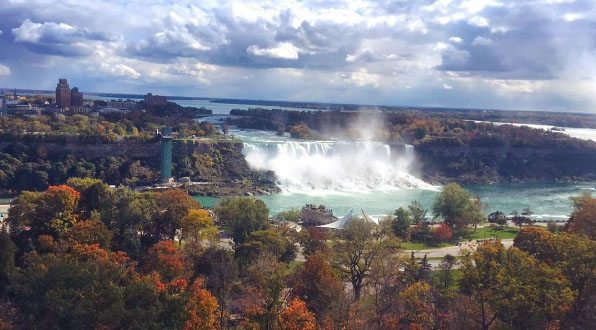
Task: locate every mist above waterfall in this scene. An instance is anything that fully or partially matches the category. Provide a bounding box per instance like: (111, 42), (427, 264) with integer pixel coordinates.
(236, 116), (434, 195)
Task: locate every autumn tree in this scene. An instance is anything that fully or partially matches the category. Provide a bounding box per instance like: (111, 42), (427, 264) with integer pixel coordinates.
(398, 281), (434, 329)
(278, 298), (317, 330)
(333, 218), (398, 300)
(184, 278), (219, 330)
(8, 185), (81, 241)
(156, 189), (200, 241)
(515, 227), (596, 328)
(192, 247), (239, 329)
(566, 193), (595, 239)
(432, 183), (484, 236)
(215, 197), (268, 244)
(181, 209), (218, 246)
(291, 253), (343, 322)
(64, 219), (113, 248)
(144, 240), (185, 282)
(433, 223), (453, 243)
(460, 242), (574, 329)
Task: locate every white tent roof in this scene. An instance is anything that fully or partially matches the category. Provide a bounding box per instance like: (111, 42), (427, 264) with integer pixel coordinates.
(317, 210), (378, 229)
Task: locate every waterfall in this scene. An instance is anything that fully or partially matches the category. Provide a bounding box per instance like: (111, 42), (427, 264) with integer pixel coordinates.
(239, 131), (433, 194)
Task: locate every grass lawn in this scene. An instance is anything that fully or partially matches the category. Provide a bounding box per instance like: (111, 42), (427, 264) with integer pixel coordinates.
(464, 226), (520, 240)
(400, 241), (451, 250)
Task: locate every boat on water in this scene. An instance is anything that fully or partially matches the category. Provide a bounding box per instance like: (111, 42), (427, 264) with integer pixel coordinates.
(550, 127), (566, 132)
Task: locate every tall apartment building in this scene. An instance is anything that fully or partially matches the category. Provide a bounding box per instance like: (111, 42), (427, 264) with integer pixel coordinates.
(55, 79), (71, 108)
(71, 87), (83, 106)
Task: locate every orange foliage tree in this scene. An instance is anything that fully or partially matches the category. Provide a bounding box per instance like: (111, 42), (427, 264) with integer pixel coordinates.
(184, 278), (219, 330)
(144, 240), (185, 282)
(279, 298), (317, 330)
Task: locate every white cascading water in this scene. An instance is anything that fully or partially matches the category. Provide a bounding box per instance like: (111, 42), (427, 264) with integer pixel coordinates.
(238, 131), (434, 195)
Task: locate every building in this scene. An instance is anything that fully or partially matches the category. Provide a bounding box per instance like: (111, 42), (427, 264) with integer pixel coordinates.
(107, 99), (137, 110)
(300, 204), (336, 226)
(71, 87), (83, 106)
(144, 93), (167, 106)
(55, 79), (71, 108)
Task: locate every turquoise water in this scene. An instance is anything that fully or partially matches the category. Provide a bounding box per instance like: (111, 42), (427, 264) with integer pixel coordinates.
(193, 129), (594, 219)
(195, 178), (594, 219)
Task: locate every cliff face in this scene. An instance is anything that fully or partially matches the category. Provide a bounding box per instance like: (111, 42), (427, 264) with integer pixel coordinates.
(171, 140), (277, 195)
(416, 142), (596, 184)
(0, 139), (277, 196)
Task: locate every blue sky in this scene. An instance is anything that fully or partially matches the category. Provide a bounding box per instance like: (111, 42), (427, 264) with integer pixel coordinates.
(0, 0), (595, 112)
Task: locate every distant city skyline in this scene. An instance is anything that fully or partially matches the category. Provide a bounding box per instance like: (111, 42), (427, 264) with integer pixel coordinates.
(0, 1), (595, 113)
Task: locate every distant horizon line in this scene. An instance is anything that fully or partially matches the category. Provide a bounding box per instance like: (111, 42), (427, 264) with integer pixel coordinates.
(1, 86), (594, 116)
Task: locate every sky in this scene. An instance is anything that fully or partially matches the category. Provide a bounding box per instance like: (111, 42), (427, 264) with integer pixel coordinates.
(0, 0), (595, 112)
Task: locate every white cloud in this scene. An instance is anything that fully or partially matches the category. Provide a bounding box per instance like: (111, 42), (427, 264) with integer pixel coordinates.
(96, 63), (141, 78)
(471, 36), (493, 46)
(448, 36), (463, 44)
(468, 16), (489, 27)
(443, 83), (453, 89)
(349, 69), (379, 88)
(0, 64), (11, 76)
(247, 42), (300, 60)
(563, 13), (585, 22)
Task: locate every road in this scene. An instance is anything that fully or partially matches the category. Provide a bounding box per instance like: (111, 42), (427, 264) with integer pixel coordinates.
(402, 239), (515, 267)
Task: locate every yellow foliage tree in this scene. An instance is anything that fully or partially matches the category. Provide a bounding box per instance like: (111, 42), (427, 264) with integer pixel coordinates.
(181, 209), (218, 246)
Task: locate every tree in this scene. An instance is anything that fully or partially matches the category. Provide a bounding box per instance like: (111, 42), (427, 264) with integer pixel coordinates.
(156, 189), (201, 241)
(67, 177), (110, 219)
(184, 278), (219, 330)
(291, 253), (343, 321)
(510, 209), (531, 228)
(488, 211), (507, 227)
(566, 193), (596, 239)
(279, 298), (317, 330)
(433, 223), (453, 243)
(392, 207), (412, 241)
(215, 197), (268, 244)
(235, 230), (296, 267)
(9, 243), (188, 329)
(64, 219), (113, 248)
(460, 242), (574, 329)
(408, 200), (427, 226)
(333, 218), (397, 300)
(0, 230), (16, 294)
(432, 183), (484, 235)
(181, 209), (218, 246)
(398, 282), (434, 329)
(515, 227), (596, 328)
(144, 240), (185, 282)
(192, 247), (238, 329)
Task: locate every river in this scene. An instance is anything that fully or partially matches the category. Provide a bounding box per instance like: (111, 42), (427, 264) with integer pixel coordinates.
(194, 129), (595, 220)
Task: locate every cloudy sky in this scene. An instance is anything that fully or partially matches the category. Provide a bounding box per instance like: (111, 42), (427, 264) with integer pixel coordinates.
(0, 0), (595, 112)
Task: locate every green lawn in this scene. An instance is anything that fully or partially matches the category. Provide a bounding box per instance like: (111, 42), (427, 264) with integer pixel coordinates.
(464, 226), (520, 240)
(400, 241), (451, 250)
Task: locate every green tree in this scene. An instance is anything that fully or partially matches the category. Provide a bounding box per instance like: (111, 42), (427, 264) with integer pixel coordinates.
(408, 200), (427, 225)
(392, 207), (412, 241)
(432, 183), (484, 236)
(215, 197), (269, 244)
(235, 229), (296, 267)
